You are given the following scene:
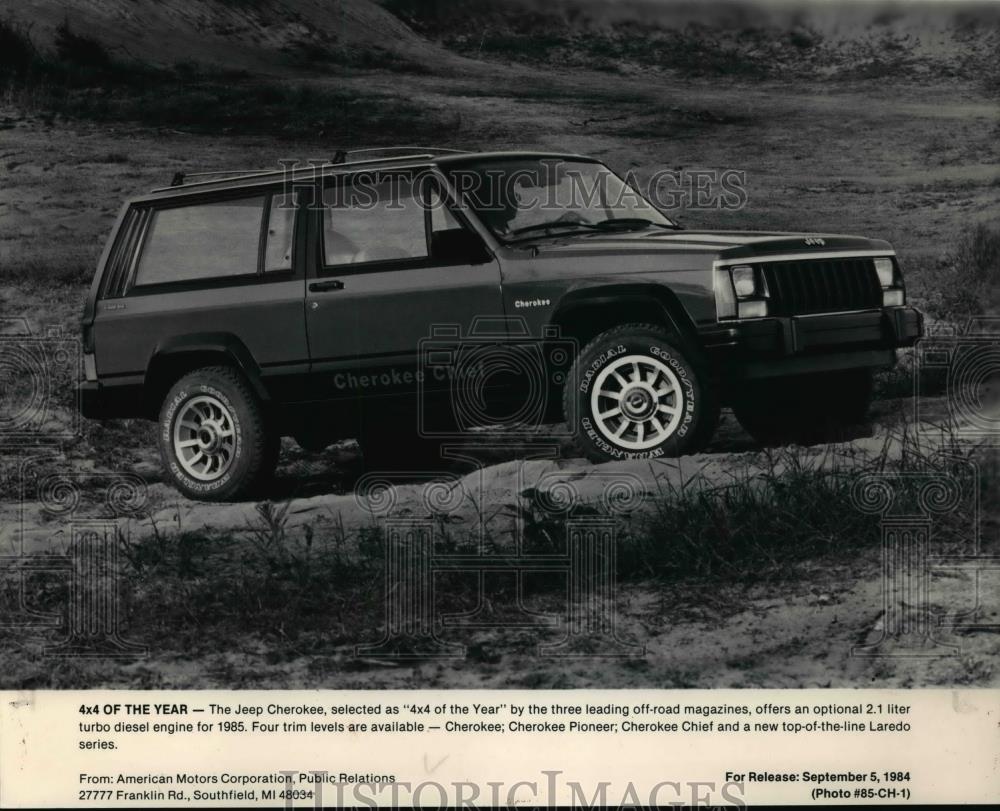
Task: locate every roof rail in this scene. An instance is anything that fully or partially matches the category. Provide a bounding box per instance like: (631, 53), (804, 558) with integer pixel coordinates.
(332, 146), (470, 163)
(169, 169), (270, 187)
(158, 148), (469, 193)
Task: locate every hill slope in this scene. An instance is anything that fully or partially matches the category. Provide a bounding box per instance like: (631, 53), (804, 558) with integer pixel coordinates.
(1, 0), (452, 73)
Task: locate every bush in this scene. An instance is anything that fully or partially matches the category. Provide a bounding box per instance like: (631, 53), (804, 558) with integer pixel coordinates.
(952, 222), (1000, 285)
(54, 20), (111, 68)
(0, 16), (36, 77)
(915, 224), (1000, 319)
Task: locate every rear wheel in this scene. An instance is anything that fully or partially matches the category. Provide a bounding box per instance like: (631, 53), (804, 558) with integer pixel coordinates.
(158, 366), (278, 501)
(564, 323), (719, 462)
(732, 368), (874, 446)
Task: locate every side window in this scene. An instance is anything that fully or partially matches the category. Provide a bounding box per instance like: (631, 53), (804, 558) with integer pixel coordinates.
(264, 192), (296, 272)
(135, 196), (265, 286)
(101, 207), (150, 299)
(322, 176), (428, 267)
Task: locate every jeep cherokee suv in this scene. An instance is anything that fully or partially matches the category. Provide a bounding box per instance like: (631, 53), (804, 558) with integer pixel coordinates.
(80, 149), (922, 500)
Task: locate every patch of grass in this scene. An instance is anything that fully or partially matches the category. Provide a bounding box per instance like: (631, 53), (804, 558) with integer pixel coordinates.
(7, 71), (460, 141)
(445, 22), (776, 78)
(95, 151), (130, 164)
(616, 105), (754, 139)
(111, 512), (386, 654)
(626, 459), (876, 581)
(626, 419), (987, 585)
(952, 222), (1000, 285)
(911, 224), (1000, 319)
(0, 246), (97, 287)
(385, 0), (781, 77)
(284, 39), (433, 75)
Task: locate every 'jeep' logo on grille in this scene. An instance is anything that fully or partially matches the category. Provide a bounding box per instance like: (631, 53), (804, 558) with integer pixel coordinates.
(804, 237), (826, 246)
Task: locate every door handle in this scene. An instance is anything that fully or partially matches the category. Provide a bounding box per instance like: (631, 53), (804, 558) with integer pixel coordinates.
(309, 279), (345, 293)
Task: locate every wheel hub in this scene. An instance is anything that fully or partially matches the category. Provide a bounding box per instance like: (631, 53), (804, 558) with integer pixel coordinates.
(197, 422), (224, 453)
(622, 386), (656, 419)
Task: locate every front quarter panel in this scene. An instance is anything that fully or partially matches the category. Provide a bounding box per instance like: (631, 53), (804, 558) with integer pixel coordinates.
(497, 245), (718, 336)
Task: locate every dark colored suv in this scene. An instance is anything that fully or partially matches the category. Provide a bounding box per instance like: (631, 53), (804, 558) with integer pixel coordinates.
(80, 149), (922, 500)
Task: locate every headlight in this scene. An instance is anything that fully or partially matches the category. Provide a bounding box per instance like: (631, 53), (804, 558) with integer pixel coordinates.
(875, 257), (905, 305)
(716, 265), (768, 319)
(731, 265), (757, 298)
(715, 268), (737, 319)
(874, 257), (895, 288)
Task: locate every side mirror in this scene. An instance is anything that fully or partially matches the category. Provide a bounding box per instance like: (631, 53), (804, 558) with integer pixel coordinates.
(431, 229), (492, 265)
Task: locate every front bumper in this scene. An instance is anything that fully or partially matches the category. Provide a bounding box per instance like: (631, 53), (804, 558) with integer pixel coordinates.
(699, 306), (923, 380)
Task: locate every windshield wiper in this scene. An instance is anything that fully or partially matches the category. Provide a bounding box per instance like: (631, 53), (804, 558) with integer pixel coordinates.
(591, 218), (677, 231)
(507, 217), (678, 241)
(507, 220), (600, 239)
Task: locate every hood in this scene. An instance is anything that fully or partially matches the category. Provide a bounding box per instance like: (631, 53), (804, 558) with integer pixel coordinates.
(520, 228), (894, 263)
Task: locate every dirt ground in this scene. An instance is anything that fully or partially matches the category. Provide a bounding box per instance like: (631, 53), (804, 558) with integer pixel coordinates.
(1, 2), (999, 688)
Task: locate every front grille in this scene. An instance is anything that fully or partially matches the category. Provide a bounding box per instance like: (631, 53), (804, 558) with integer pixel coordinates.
(760, 257), (882, 316)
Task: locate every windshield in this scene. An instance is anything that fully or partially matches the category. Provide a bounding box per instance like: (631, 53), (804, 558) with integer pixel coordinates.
(443, 158), (676, 241)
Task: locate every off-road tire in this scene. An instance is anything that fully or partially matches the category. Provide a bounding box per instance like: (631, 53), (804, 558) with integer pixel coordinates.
(732, 368), (874, 446)
(158, 366), (278, 501)
(564, 323), (719, 463)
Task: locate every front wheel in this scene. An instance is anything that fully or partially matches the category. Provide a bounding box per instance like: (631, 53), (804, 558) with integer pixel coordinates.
(157, 366), (279, 501)
(564, 324), (719, 462)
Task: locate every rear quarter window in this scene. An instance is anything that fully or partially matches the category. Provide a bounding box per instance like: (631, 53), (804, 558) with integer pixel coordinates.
(134, 196), (266, 286)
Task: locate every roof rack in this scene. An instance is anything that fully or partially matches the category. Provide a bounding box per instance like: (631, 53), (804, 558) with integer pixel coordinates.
(169, 170), (266, 187)
(161, 146), (470, 191)
(331, 146), (469, 163)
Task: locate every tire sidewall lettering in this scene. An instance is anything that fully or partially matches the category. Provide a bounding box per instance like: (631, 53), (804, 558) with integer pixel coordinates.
(579, 343), (627, 395)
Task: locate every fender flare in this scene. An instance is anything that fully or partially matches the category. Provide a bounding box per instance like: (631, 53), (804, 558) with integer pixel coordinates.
(548, 283), (701, 355)
(145, 333), (270, 403)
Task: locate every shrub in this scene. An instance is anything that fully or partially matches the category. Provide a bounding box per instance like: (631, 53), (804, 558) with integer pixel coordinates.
(54, 19), (111, 68)
(0, 16), (36, 77)
(915, 224), (1000, 319)
(952, 222), (1000, 285)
